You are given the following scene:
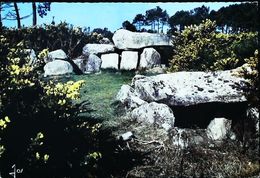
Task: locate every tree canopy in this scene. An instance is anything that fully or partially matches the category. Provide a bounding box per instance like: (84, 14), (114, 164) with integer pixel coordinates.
(122, 20), (137, 32)
(168, 3), (258, 34)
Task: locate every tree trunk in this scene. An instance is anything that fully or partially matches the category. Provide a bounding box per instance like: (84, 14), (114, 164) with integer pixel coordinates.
(32, 2), (37, 26)
(0, 2), (2, 27)
(180, 24), (184, 32)
(161, 24), (164, 33)
(225, 25), (228, 34)
(157, 20), (160, 33)
(0, 9), (2, 28)
(14, 2), (21, 28)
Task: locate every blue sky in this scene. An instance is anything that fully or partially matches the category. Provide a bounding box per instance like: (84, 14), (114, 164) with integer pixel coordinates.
(2, 2), (241, 32)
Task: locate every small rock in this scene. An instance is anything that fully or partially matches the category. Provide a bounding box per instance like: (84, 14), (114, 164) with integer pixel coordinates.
(119, 131), (134, 141)
(206, 118), (233, 140)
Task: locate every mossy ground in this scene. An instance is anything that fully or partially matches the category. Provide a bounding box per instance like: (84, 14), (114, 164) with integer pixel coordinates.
(66, 70), (135, 120)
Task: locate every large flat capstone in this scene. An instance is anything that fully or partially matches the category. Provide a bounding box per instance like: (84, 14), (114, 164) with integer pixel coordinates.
(129, 70), (247, 106)
(112, 29), (172, 50)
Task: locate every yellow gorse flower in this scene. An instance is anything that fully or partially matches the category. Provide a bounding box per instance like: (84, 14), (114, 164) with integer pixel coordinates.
(89, 152), (102, 160)
(43, 154), (49, 162)
(44, 80), (85, 105)
(36, 152), (40, 160)
(38, 48), (49, 59)
(0, 145), (5, 156)
(0, 116), (11, 130)
(37, 132), (44, 139)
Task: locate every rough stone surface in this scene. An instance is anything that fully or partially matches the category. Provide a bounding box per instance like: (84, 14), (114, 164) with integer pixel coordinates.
(247, 107), (259, 132)
(116, 85), (147, 110)
(171, 128), (207, 148)
(120, 51), (138, 70)
(73, 54), (102, 73)
(140, 48), (161, 69)
(206, 118), (232, 140)
(131, 70), (247, 106)
(24, 49), (37, 66)
(44, 60), (73, 77)
(119, 131), (134, 141)
(45, 49), (67, 63)
(86, 54), (102, 73)
(145, 66), (166, 74)
(131, 102), (175, 131)
(99, 37), (112, 44)
(112, 29), (172, 50)
(101, 53), (119, 70)
(83, 44), (114, 55)
(73, 57), (87, 73)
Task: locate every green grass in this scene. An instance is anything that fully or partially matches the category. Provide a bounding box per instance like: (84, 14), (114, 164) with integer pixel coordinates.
(66, 71), (135, 120)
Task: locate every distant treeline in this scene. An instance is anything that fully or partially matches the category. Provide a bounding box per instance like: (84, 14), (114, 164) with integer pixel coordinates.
(123, 2), (258, 34)
(169, 2), (258, 33)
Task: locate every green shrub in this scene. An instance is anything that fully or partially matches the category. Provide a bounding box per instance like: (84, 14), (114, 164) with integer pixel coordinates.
(168, 19), (258, 72)
(236, 50), (259, 107)
(0, 34), (102, 177)
(0, 22), (103, 59)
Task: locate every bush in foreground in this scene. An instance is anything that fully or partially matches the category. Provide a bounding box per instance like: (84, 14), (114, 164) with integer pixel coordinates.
(0, 34), (102, 177)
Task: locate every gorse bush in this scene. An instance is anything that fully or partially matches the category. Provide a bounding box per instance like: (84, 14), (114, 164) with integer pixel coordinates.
(169, 19), (258, 72)
(0, 22), (104, 59)
(0, 34), (102, 177)
(236, 50), (259, 107)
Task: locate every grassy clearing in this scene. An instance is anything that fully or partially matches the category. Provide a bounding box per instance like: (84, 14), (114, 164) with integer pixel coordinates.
(66, 70), (135, 120)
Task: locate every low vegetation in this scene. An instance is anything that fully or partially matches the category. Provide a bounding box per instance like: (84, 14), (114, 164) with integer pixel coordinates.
(168, 19), (257, 72)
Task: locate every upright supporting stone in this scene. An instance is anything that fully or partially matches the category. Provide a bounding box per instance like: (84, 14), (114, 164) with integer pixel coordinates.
(140, 48), (161, 69)
(120, 51), (138, 70)
(86, 54), (102, 73)
(101, 53), (119, 70)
